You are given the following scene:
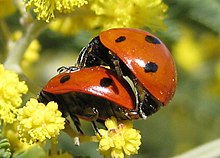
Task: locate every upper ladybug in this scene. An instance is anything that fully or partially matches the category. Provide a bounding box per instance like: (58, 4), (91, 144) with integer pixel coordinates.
(77, 28), (177, 119)
(38, 66), (139, 134)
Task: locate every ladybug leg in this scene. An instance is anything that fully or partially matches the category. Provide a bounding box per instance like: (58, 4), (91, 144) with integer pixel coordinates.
(69, 114), (84, 135)
(83, 107), (99, 121)
(133, 79), (162, 119)
(111, 55), (124, 80)
(133, 79), (148, 119)
(138, 101), (147, 119)
(57, 66), (79, 73)
(81, 107), (102, 135)
(91, 121), (102, 136)
(77, 46), (89, 68)
(142, 95), (161, 116)
(82, 107), (102, 135)
(64, 118), (81, 146)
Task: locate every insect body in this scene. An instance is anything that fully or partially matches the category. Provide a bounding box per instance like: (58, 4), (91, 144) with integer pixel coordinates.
(77, 28), (177, 119)
(38, 66), (138, 133)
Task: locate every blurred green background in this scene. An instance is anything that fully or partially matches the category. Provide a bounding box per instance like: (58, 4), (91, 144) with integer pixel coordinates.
(2, 0), (220, 157)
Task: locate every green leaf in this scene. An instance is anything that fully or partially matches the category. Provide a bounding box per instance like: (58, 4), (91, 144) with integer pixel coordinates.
(13, 145), (46, 158)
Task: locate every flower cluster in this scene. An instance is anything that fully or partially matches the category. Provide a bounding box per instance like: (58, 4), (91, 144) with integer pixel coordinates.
(50, 0), (167, 35)
(24, 0), (88, 22)
(24, 0), (167, 33)
(97, 117), (141, 158)
(17, 99), (65, 144)
(0, 64), (28, 124)
(89, 0), (167, 31)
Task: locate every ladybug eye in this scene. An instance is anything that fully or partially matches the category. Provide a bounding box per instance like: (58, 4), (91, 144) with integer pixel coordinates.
(100, 77), (113, 87)
(115, 36), (126, 43)
(145, 35), (160, 44)
(144, 62), (158, 73)
(60, 75), (71, 83)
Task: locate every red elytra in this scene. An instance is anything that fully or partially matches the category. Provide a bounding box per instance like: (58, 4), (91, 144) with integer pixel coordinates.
(99, 28), (177, 105)
(43, 66), (135, 110)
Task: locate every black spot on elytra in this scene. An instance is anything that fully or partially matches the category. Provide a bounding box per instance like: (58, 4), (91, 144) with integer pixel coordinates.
(115, 36), (126, 43)
(145, 35), (160, 44)
(60, 75), (70, 83)
(144, 62), (158, 73)
(100, 78), (113, 87)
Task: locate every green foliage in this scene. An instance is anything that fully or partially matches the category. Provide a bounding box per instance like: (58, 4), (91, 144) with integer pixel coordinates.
(13, 145), (45, 158)
(165, 0), (220, 34)
(0, 138), (11, 158)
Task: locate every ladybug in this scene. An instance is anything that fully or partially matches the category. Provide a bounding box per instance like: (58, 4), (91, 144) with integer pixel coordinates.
(77, 28), (177, 119)
(38, 66), (139, 134)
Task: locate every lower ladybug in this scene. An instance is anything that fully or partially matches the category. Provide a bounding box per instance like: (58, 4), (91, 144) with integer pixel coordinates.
(77, 28), (177, 119)
(38, 66), (140, 134)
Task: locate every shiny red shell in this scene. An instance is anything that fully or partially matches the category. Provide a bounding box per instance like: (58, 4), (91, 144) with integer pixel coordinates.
(99, 28), (177, 105)
(43, 66), (135, 110)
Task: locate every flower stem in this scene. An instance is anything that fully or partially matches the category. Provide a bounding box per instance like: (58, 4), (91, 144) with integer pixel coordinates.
(173, 138), (220, 158)
(50, 139), (58, 156)
(79, 135), (99, 143)
(0, 20), (10, 60)
(4, 20), (47, 73)
(63, 120), (99, 145)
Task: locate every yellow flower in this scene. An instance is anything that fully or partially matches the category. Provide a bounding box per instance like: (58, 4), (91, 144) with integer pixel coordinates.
(0, 64), (28, 124)
(17, 98), (65, 144)
(0, 0), (16, 19)
(90, 0), (167, 31)
(11, 31), (23, 41)
(24, 0), (88, 22)
(173, 27), (202, 72)
(50, 0), (168, 35)
(97, 117), (141, 158)
(173, 27), (220, 74)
